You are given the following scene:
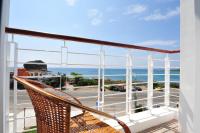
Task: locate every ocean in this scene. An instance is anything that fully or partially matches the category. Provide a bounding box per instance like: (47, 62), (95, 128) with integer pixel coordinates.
(48, 68), (180, 82)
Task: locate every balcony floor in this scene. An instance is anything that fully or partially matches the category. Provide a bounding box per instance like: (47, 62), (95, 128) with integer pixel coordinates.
(138, 119), (179, 133)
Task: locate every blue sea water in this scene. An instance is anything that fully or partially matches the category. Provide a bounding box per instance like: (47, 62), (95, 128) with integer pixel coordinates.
(49, 68), (180, 82)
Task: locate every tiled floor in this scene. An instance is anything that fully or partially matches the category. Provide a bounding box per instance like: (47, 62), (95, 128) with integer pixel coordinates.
(139, 119), (180, 133)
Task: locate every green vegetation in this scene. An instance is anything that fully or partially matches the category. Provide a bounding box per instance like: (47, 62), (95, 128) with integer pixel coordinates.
(69, 72), (98, 86)
(153, 82), (179, 90)
(41, 74), (67, 88)
(23, 130), (36, 133)
(153, 82), (164, 90)
(23, 126), (37, 133)
(170, 82), (179, 88)
(106, 85), (126, 92)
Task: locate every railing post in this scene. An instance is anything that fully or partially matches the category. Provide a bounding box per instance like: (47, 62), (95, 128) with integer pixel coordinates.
(128, 52), (133, 115)
(126, 51), (133, 115)
(147, 55), (153, 111)
(100, 46), (105, 111)
(13, 40), (18, 133)
(61, 42), (68, 90)
(126, 53), (129, 114)
(97, 47), (101, 110)
(0, 0), (10, 133)
(164, 55), (170, 107)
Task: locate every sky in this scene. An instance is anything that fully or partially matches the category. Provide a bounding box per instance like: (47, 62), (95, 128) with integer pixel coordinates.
(9, 0), (180, 68)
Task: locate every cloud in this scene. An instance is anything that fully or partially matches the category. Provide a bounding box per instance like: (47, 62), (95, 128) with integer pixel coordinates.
(137, 40), (178, 46)
(88, 9), (103, 26)
(124, 4), (147, 15)
(144, 7), (179, 21)
(65, 0), (77, 6)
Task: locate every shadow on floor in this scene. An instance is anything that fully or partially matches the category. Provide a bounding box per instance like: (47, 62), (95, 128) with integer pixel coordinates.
(138, 119), (179, 133)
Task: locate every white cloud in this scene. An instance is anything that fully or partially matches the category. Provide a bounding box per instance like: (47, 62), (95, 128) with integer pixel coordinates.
(88, 9), (103, 26)
(124, 4), (147, 15)
(137, 40), (177, 46)
(65, 0), (77, 6)
(144, 7), (179, 21)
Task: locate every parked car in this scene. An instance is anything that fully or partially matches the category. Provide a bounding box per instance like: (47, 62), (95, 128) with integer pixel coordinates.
(132, 87), (142, 91)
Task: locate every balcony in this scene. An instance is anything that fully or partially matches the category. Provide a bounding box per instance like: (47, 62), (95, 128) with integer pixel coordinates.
(5, 28), (180, 133)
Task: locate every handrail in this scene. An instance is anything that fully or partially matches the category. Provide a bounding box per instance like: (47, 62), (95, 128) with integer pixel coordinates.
(5, 27), (180, 54)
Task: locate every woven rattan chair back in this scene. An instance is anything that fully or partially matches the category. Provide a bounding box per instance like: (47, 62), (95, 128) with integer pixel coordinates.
(19, 79), (71, 133)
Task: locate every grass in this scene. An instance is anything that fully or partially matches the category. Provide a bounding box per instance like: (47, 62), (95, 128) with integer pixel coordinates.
(23, 126), (37, 133)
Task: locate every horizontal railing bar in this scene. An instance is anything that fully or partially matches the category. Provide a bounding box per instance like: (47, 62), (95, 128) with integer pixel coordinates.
(16, 115), (36, 120)
(16, 128), (37, 133)
(73, 85), (98, 88)
(170, 101), (179, 104)
(170, 81), (180, 83)
(104, 92), (126, 97)
(131, 90), (148, 94)
(105, 83), (126, 86)
(17, 48), (61, 53)
(132, 82), (148, 85)
(155, 81), (165, 83)
(133, 65), (147, 68)
(68, 51), (99, 56)
(18, 75), (61, 78)
(17, 103), (32, 106)
(152, 59), (164, 61)
(67, 63), (99, 66)
(170, 67), (180, 69)
(104, 74), (126, 77)
(170, 92), (180, 94)
(153, 90), (165, 93)
(170, 95), (179, 98)
(105, 54), (126, 58)
(66, 74), (98, 77)
(17, 62), (61, 65)
(154, 67), (165, 69)
(170, 74), (180, 76)
(133, 74), (148, 76)
(153, 74), (165, 76)
(152, 95), (164, 99)
(5, 27), (180, 54)
(132, 97), (148, 102)
(77, 95), (98, 100)
(104, 64), (126, 67)
(102, 101), (126, 107)
(170, 60), (180, 62)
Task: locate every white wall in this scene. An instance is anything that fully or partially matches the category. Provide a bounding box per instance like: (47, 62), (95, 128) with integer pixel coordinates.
(0, 0), (10, 133)
(180, 0), (200, 133)
(194, 0), (200, 132)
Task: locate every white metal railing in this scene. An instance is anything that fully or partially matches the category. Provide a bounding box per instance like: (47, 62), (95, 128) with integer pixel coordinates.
(6, 34), (180, 133)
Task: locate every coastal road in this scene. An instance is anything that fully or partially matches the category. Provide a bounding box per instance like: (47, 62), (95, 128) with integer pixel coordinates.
(9, 87), (179, 116)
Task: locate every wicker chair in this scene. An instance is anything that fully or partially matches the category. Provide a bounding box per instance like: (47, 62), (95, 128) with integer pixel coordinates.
(14, 77), (131, 133)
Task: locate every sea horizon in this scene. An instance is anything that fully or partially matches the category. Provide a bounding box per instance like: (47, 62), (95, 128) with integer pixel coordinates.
(48, 68), (180, 82)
